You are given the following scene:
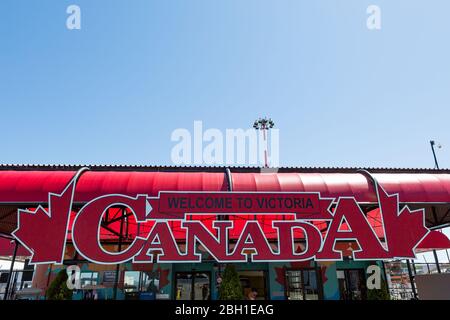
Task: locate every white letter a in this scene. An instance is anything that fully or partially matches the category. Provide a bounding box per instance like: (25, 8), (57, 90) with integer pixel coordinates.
(66, 5), (81, 30)
(366, 5), (381, 30)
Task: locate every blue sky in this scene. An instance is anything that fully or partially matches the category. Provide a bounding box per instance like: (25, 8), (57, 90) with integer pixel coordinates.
(0, 0), (449, 168)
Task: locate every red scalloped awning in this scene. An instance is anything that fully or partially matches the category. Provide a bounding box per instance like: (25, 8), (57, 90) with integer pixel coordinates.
(417, 230), (450, 250)
(0, 171), (76, 203)
(0, 171), (228, 203)
(231, 172), (450, 203)
(1, 171), (450, 204)
(0, 238), (32, 256)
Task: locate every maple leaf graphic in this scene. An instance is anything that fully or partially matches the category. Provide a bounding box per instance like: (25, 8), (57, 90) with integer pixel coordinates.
(376, 183), (429, 259)
(274, 267), (286, 287)
(12, 178), (76, 264)
(158, 267), (171, 289)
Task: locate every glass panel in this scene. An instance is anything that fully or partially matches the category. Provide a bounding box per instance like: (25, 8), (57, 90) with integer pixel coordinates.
(337, 269), (367, 300)
(303, 270), (319, 300)
(347, 270), (363, 300)
(140, 271), (160, 293)
(80, 272), (98, 288)
(239, 270), (266, 300)
(338, 278), (347, 300)
(193, 273), (210, 300)
(124, 271), (140, 293)
(176, 273), (193, 300)
(286, 270), (304, 300)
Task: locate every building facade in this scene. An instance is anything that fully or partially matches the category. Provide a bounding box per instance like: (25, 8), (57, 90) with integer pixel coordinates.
(1, 165), (449, 300)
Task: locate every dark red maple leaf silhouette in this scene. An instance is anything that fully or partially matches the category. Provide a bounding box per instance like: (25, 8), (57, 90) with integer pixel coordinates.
(274, 267), (286, 287)
(157, 267), (171, 289)
(12, 179), (76, 264)
(376, 184), (429, 258)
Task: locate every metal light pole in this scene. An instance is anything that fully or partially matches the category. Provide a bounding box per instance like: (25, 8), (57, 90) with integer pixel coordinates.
(430, 140), (441, 169)
(253, 117), (275, 168)
(429, 140), (446, 272)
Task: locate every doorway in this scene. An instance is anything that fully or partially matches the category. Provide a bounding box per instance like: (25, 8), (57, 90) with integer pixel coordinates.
(175, 272), (211, 300)
(285, 269), (320, 300)
(238, 270), (267, 300)
(337, 269), (367, 300)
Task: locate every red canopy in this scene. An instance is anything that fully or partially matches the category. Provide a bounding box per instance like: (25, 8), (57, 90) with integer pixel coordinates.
(231, 172), (450, 203)
(1, 169), (450, 257)
(1, 171), (450, 204)
(417, 230), (450, 250)
(0, 171), (227, 203)
(0, 237), (32, 256)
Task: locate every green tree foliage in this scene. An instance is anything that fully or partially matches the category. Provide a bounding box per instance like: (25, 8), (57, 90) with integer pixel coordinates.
(367, 280), (391, 300)
(45, 269), (73, 300)
(218, 265), (243, 300)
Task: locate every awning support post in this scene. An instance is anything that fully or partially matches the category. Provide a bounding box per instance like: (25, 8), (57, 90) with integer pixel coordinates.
(3, 240), (19, 300)
(412, 260), (417, 275)
(432, 249), (441, 273)
(113, 209), (125, 300)
(406, 260), (417, 299)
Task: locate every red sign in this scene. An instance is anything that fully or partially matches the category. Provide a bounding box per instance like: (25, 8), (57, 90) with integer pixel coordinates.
(147, 192), (333, 220)
(12, 178), (430, 265)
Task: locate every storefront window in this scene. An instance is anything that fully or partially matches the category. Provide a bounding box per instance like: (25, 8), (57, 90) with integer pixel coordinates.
(124, 271), (140, 293)
(285, 269), (319, 300)
(337, 269), (367, 300)
(80, 272), (98, 288)
(140, 271), (160, 293)
(239, 270), (267, 300)
(175, 272), (210, 300)
(123, 271), (161, 299)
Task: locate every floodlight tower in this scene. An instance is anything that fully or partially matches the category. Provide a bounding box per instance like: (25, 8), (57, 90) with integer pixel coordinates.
(253, 117), (275, 168)
(430, 140), (442, 169)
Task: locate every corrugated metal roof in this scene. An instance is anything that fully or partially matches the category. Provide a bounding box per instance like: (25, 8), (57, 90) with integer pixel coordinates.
(0, 164), (449, 174)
